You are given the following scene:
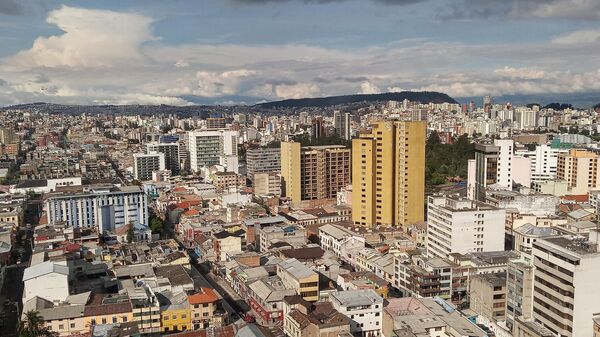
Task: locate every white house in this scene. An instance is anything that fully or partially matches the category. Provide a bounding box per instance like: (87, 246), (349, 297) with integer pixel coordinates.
(330, 289), (383, 337)
(23, 261), (70, 304)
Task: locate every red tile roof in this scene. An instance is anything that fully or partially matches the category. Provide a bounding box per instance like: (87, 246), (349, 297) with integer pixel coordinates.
(188, 287), (219, 304)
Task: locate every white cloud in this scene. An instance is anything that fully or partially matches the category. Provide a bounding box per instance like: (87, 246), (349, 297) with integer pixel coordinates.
(359, 81), (381, 94)
(552, 29), (600, 44)
(493, 66), (546, 80)
(270, 82), (320, 99)
(4, 6), (154, 69)
(2, 5), (600, 105)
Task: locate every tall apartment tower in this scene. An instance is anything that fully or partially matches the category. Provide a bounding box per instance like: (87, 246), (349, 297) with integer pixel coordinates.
(333, 111), (351, 140)
(351, 120), (426, 229)
(133, 153), (165, 181)
(557, 148), (600, 195)
(280, 142), (351, 205)
(531, 232), (600, 337)
(471, 139), (514, 201)
(187, 130), (238, 173)
(146, 142), (180, 175)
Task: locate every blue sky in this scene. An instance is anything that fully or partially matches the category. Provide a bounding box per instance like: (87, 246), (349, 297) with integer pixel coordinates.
(1, 0), (600, 105)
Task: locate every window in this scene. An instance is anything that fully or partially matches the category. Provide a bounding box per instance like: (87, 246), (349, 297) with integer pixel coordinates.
(70, 323), (75, 329)
(102, 318), (107, 324)
(59, 324), (64, 330)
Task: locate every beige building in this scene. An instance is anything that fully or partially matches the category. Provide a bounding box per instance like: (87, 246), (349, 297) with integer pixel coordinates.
(352, 120), (426, 228)
(213, 171), (245, 192)
(557, 149), (600, 195)
(469, 272), (507, 322)
(281, 142), (351, 204)
(278, 258), (319, 302)
(188, 288), (224, 329)
(253, 172), (282, 196)
(283, 298), (350, 337)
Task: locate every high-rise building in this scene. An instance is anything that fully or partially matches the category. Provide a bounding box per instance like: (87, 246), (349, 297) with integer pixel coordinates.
(351, 120), (426, 228)
(333, 111), (351, 140)
(133, 153), (165, 181)
(206, 117), (226, 130)
(246, 147), (281, 180)
(557, 149), (600, 195)
(470, 139), (514, 201)
(311, 117), (324, 140)
(426, 194), (505, 259)
(0, 128), (17, 144)
(147, 142), (180, 175)
(514, 144), (568, 182)
(188, 130), (238, 173)
(531, 232), (600, 337)
(505, 257), (534, 332)
(280, 142), (351, 204)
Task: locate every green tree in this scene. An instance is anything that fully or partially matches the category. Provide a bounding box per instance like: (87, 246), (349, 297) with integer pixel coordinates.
(127, 223), (134, 243)
(150, 217), (164, 234)
(18, 310), (58, 337)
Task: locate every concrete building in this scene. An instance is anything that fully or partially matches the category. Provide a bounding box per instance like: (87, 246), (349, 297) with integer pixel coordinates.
(531, 180), (568, 196)
(253, 172), (281, 196)
(259, 224), (306, 253)
(469, 272), (507, 322)
(427, 194), (505, 259)
(23, 261), (70, 304)
(506, 257), (535, 332)
(514, 144), (567, 182)
(277, 258), (319, 302)
(281, 142), (351, 204)
(188, 129), (238, 173)
(188, 288), (223, 329)
(334, 111), (351, 140)
(557, 149), (600, 195)
(319, 223), (365, 258)
(330, 289), (383, 337)
(146, 142), (180, 175)
(246, 147), (281, 180)
(45, 185), (148, 233)
(352, 120), (426, 228)
(531, 231), (600, 337)
(471, 139), (515, 201)
(133, 153), (165, 181)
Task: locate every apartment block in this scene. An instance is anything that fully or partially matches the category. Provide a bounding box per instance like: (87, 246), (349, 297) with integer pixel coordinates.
(352, 120), (426, 228)
(281, 142), (351, 204)
(469, 272), (507, 322)
(557, 149), (600, 195)
(188, 129), (238, 173)
(253, 172), (281, 196)
(426, 194), (505, 259)
(146, 142), (180, 174)
(330, 289), (383, 337)
(531, 231), (600, 337)
(133, 153), (165, 181)
(246, 147), (281, 179)
(506, 257), (535, 332)
(470, 139), (515, 201)
(44, 185), (148, 233)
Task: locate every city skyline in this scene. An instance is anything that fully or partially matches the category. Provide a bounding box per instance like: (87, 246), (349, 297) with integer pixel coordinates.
(1, 0), (600, 105)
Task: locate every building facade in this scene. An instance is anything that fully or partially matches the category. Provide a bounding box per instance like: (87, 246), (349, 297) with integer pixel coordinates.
(352, 120), (426, 228)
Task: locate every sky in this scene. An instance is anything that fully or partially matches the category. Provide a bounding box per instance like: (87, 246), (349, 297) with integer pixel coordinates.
(0, 0), (600, 105)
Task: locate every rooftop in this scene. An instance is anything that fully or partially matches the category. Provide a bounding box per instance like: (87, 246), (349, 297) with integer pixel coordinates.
(330, 289), (382, 307)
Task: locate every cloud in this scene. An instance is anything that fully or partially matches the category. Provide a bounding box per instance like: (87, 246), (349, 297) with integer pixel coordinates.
(552, 29), (600, 44)
(493, 66), (546, 80)
(440, 0), (600, 20)
(0, 0), (24, 15)
(360, 81), (381, 94)
(4, 5), (154, 68)
(2, 5), (600, 106)
(230, 0), (425, 5)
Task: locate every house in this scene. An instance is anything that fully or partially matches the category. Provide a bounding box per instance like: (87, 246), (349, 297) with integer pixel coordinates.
(23, 261), (70, 304)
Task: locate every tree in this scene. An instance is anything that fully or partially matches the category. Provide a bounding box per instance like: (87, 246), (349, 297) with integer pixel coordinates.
(127, 223), (135, 243)
(18, 310), (58, 337)
(150, 217), (164, 234)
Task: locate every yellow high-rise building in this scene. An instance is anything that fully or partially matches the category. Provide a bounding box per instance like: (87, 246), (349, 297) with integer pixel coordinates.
(281, 141), (302, 203)
(352, 120), (426, 229)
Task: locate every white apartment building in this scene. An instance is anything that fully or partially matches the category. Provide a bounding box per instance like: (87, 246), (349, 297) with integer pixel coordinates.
(427, 194), (505, 259)
(319, 223), (365, 258)
(531, 231), (600, 337)
(187, 129), (238, 173)
(133, 153), (165, 181)
(514, 144), (567, 182)
(471, 139), (515, 201)
(146, 142), (180, 174)
(45, 185), (148, 233)
(330, 289), (383, 337)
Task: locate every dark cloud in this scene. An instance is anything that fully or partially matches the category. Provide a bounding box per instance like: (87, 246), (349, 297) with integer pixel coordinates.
(0, 0), (47, 16)
(231, 0), (425, 5)
(439, 0), (600, 20)
(335, 76), (371, 83)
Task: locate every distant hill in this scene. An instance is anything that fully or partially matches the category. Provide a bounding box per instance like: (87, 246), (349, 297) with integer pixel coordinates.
(256, 91), (457, 108)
